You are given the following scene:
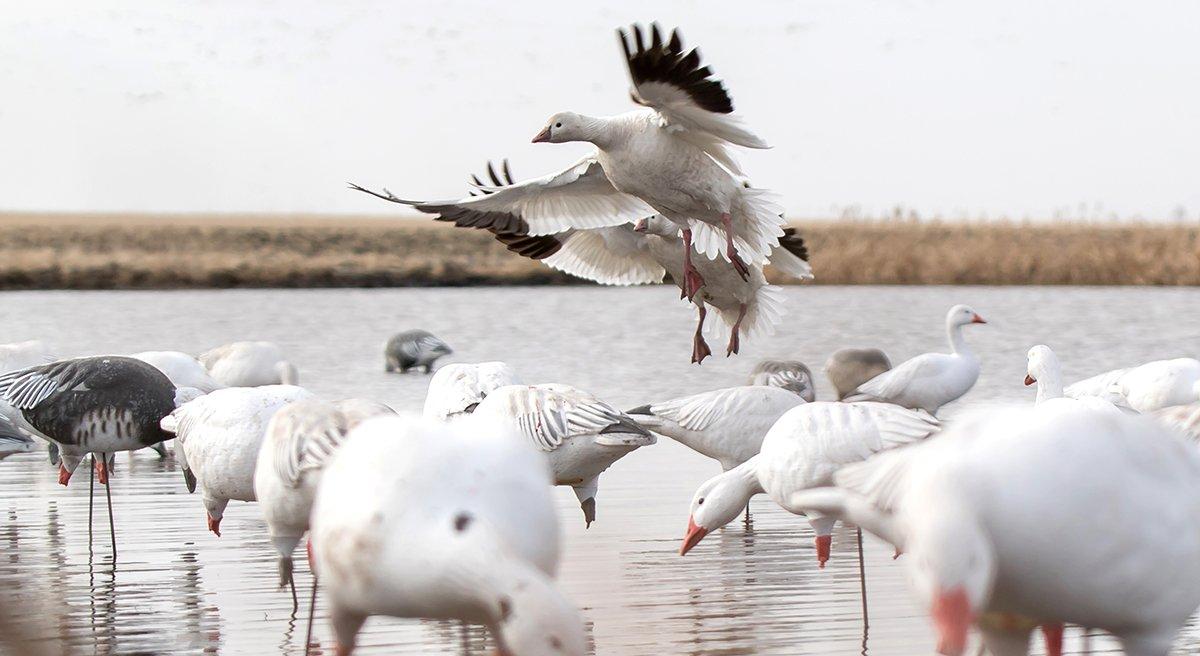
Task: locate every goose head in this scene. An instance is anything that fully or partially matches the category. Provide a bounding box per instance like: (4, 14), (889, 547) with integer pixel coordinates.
(680, 466), (759, 556)
(532, 112), (592, 144)
(632, 215), (677, 238)
(907, 510), (996, 656)
(492, 571), (587, 656)
(946, 304), (987, 328)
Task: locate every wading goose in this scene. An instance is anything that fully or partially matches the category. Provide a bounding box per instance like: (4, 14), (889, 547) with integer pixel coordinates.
(845, 305), (986, 414)
(310, 414), (585, 656)
(1025, 345), (1129, 415)
(0, 414), (35, 460)
(352, 23), (784, 303)
(423, 361), (522, 420)
(748, 360), (816, 402)
(629, 385), (805, 473)
(384, 330), (453, 374)
(254, 398), (394, 610)
(1066, 358), (1200, 413)
(473, 384), (655, 527)
(132, 350), (224, 393)
(788, 405), (1200, 656)
(162, 385), (313, 536)
(0, 356), (181, 555)
(825, 347), (891, 400)
(198, 341), (299, 387)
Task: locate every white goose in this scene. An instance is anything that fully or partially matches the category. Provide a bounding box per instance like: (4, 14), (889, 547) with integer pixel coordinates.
(310, 414), (585, 656)
(1155, 403), (1200, 442)
(163, 385), (312, 536)
(473, 384), (655, 527)
(1025, 345), (1129, 415)
(680, 401), (939, 568)
(198, 341), (299, 387)
(629, 385), (805, 473)
(254, 398), (394, 603)
(132, 350), (224, 393)
(788, 405), (1200, 656)
(1066, 358), (1200, 413)
(845, 305), (986, 414)
(352, 23), (783, 304)
(423, 361), (522, 420)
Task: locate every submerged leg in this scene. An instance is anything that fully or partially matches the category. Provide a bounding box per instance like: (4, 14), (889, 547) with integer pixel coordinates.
(692, 306), (712, 364)
(726, 303), (747, 357)
(681, 229), (705, 301)
(104, 464), (117, 560)
(721, 213), (750, 281)
(88, 454), (95, 552)
(572, 478), (599, 529)
(857, 527), (869, 630)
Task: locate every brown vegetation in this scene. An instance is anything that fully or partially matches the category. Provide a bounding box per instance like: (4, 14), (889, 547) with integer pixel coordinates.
(0, 213), (1196, 289)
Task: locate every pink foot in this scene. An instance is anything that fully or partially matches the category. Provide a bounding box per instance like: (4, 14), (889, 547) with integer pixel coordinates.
(815, 534), (831, 569)
(95, 457), (109, 486)
(207, 514), (222, 537)
(1041, 623), (1064, 656)
(58, 464), (72, 486)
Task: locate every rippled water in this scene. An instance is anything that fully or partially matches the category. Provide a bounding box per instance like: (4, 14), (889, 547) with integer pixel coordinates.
(2, 285), (1199, 655)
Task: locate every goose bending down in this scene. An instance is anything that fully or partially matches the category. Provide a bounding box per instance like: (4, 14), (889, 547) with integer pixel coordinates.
(163, 385), (313, 536)
(845, 305), (986, 414)
(629, 385), (805, 473)
(680, 401), (939, 568)
(0, 414), (35, 460)
(310, 414), (585, 656)
(254, 398), (394, 607)
(787, 405), (1200, 656)
(352, 23), (784, 306)
(748, 360), (816, 401)
(198, 341), (299, 387)
(132, 351), (224, 393)
(825, 348), (891, 400)
(1066, 358), (1200, 413)
(0, 356), (183, 555)
(384, 330), (452, 374)
(423, 361), (522, 420)
(1025, 345), (1130, 415)
(473, 384), (655, 527)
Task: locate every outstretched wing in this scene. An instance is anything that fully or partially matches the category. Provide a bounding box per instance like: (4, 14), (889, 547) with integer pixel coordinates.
(541, 226), (665, 285)
(618, 23), (768, 157)
(350, 156), (653, 237)
(486, 385), (654, 452)
(0, 358), (101, 410)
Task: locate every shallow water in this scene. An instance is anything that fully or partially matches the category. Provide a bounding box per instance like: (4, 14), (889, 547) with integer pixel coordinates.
(2, 285), (1199, 655)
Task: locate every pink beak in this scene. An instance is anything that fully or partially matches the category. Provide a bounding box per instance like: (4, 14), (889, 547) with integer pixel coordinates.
(1024, 374), (1036, 386)
(680, 516), (708, 556)
(531, 125), (552, 143)
(971, 313), (987, 324)
(633, 219), (648, 233)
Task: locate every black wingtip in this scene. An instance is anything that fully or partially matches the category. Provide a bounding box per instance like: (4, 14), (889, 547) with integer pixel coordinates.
(626, 404), (653, 415)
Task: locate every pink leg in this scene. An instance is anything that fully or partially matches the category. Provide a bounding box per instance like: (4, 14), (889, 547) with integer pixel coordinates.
(721, 213), (750, 281)
(681, 229), (705, 301)
(726, 303), (747, 356)
(207, 514), (222, 537)
(1041, 624), (1064, 656)
(692, 306), (712, 364)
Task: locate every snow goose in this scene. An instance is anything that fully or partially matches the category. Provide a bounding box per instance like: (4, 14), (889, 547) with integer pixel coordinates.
(353, 23), (784, 304)
(423, 361), (522, 420)
(162, 385), (313, 536)
(132, 350), (224, 393)
(629, 385), (805, 473)
(1067, 358), (1200, 413)
(680, 401), (939, 568)
(310, 414), (584, 656)
(198, 341), (299, 387)
(844, 305), (986, 414)
(0, 356), (181, 555)
(825, 347), (892, 400)
(748, 360), (817, 401)
(384, 329), (452, 374)
(473, 384), (655, 527)
(788, 404), (1200, 656)
(0, 413), (35, 460)
(254, 398), (394, 609)
(1025, 344), (1130, 415)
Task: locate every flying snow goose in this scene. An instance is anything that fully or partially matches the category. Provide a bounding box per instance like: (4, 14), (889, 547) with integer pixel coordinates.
(629, 385), (805, 472)
(132, 350), (224, 393)
(162, 385), (313, 536)
(310, 414), (585, 656)
(473, 384), (655, 527)
(254, 398), (394, 608)
(825, 347), (892, 400)
(0, 356), (181, 555)
(680, 401), (939, 568)
(1066, 358), (1200, 413)
(1024, 345), (1130, 415)
(788, 404), (1200, 656)
(845, 305), (986, 414)
(384, 329), (453, 374)
(423, 361), (522, 420)
(748, 360), (817, 402)
(198, 341), (299, 387)
(353, 23), (784, 302)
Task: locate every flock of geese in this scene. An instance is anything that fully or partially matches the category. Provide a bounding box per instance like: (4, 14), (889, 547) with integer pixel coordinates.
(3, 301), (1200, 656)
(3, 20), (1200, 656)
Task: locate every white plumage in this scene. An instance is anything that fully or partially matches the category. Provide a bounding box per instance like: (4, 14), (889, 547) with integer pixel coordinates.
(199, 341), (299, 388)
(1066, 357), (1200, 412)
(423, 361), (522, 420)
(132, 350), (224, 393)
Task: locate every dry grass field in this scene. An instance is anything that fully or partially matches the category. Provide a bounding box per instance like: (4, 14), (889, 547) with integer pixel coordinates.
(0, 213), (1197, 289)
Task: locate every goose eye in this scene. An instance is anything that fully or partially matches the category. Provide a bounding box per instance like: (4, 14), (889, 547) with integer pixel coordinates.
(555, 122), (562, 128)
(697, 498), (705, 506)
(549, 636), (563, 650)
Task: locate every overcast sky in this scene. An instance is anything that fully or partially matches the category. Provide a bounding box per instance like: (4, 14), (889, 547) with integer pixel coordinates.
(1, 0), (1197, 220)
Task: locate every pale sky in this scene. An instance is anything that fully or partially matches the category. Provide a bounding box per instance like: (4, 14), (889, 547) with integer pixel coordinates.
(1, 0), (1197, 220)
